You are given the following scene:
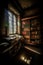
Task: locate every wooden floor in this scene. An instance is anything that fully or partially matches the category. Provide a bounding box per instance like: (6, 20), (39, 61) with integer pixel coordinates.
(0, 46), (42, 65)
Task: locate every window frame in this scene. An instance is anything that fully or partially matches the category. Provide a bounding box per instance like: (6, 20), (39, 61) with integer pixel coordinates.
(4, 9), (17, 36)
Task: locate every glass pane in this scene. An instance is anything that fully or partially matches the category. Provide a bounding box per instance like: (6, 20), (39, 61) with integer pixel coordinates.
(13, 15), (16, 33)
(5, 9), (17, 35)
(8, 11), (12, 17)
(8, 11), (13, 34)
(9, 20), (12, 34)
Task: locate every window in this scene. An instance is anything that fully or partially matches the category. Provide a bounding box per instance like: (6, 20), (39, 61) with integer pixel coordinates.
(5, 9), (17, 35)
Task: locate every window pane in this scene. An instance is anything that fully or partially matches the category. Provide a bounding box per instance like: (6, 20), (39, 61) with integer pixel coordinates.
(5, 9), (17, 35)
(8, 11), (12, 17)
(13, 15), (16, 33)
(9, 20), (12, 34)
(8, 11), (13, 34)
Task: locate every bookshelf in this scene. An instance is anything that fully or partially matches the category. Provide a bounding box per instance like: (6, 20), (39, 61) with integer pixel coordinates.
(21, 15), (41, 45)
(22, 20), (30, 43)
(30, 18), (41, 45)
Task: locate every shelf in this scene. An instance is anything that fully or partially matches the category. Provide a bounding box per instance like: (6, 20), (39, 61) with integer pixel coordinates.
(24, 35), (30, 39)
(31, 27), (40, 30)
(23, 28), (30, 31)
(30, 32), (40, 35)
(22, 15), (41, 45)
(22, 15), (39, 21)
(31, 37), (40, 39)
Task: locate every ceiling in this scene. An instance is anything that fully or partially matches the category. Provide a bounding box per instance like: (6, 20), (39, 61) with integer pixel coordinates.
(17, 0), (39, 10)
(10, 0), (41, 17)
(18, 0), (34, 9)
(15, 0), (40, 17)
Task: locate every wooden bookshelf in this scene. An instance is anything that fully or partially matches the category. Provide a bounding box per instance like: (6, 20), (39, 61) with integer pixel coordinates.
(21, 15), (41, 45)
(30, 18), (41, 45)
